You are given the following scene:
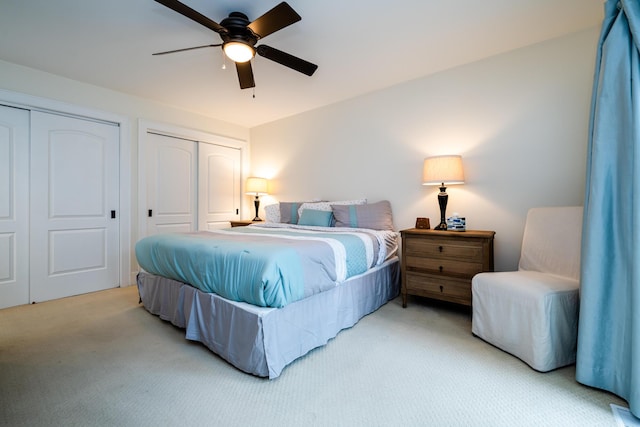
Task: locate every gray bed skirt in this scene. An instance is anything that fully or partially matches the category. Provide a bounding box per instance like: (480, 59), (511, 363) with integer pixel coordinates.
(137, 257), (400, 379)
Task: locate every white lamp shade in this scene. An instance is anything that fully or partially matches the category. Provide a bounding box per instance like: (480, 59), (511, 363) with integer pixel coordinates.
(245, 177), (268, 195)
(422, 155), (465, 186)
(224, 41), (255, 63)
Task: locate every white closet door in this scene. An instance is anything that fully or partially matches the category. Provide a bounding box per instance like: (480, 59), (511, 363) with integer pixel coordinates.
(30, 111), (119, 303)
(0, 105), (29, 309)
(198, 142), (241, 230)
(145, 132), (197, 235)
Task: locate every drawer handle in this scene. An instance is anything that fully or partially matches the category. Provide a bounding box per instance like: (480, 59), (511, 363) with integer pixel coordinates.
(439, 285), (444, 293)
(439, 246), (443, 252)
(439, 266), (443, 273)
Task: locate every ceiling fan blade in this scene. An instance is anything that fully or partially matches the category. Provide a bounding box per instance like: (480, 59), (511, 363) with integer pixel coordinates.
(247, 2), (301, 39)
(235, 62), (255, 89)
(152, 44), (222, 56)
(256, 45), (317, 76)
(155, 0), (226, 34)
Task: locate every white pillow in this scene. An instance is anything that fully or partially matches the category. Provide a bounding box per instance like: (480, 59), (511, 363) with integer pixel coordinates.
(264, 203), (280, 223)
(297, 199), (367, 219)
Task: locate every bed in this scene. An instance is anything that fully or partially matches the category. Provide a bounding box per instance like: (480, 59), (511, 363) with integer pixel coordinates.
(135, 200), (400, 379)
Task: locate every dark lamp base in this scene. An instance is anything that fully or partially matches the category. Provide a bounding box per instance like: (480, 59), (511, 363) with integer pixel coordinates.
(436, 185), (449, 231)
(252, 196), (262, 222)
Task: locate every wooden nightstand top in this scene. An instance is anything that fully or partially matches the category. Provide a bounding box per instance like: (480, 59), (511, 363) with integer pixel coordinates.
(400, 228), (495, 239)
(230, 220), (261, 227)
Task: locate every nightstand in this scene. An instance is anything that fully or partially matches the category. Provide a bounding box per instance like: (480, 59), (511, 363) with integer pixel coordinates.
(400, 228), (495, 307)
(230, 220), (260, 227)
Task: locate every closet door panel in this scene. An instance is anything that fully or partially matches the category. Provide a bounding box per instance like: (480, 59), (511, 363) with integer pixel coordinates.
(198, 142), (241, 230)
(30, 111), (119, 303)
(0, 105), (29, 309)
(145, 132), (197, 235)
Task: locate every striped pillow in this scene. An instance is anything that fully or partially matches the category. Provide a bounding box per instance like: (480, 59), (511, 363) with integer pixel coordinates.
(331, 200), (394, 231)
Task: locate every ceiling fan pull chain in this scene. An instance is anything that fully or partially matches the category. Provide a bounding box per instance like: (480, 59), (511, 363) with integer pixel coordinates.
(252, 87), (255, 99)
(221, 50), (226, 69)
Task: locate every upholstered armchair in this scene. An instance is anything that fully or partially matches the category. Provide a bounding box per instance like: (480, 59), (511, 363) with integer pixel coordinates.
(471, 206), (583, 372)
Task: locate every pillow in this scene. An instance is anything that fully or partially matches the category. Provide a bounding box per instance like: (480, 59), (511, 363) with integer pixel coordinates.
(297, 209), (333, 227)
(297, 198), (367, 219)
(331, 200), (394, 231)
(279, 202), (304, 224)
(264, 204), (280, 223)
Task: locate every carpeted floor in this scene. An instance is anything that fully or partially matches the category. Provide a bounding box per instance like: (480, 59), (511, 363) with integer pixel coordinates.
(0, 285), (629, 426)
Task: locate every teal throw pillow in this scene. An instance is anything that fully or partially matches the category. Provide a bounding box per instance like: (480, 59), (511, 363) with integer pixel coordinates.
(297, 209), (333, 227)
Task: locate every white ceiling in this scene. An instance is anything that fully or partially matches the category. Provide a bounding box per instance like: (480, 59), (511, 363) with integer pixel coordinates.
(0, 0), (604, 128)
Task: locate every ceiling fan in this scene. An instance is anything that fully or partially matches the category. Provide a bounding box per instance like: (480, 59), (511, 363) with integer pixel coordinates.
(153, 0), (318, 90)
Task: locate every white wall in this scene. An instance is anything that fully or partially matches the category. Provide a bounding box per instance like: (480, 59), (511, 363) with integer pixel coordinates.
(0, 59), (250, 283)
(250, 28), (600, 271)
(0, 26), (600, 276)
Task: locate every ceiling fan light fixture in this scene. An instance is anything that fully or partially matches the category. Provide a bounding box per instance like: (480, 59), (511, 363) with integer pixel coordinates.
(154, 1), (317, 90)
(223, 41), (255, 63)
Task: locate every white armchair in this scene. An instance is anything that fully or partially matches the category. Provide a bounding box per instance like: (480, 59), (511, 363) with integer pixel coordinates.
(471, 206), (583, 372)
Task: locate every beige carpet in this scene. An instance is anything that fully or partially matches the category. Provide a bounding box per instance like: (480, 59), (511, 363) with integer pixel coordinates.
(0, 285), (628, 427)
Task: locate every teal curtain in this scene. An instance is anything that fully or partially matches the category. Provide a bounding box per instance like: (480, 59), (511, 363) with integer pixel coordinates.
(577, 0), (640, 417)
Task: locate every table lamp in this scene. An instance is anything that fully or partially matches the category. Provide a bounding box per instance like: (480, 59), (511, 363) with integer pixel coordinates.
(422, 155), (465, 230)
(245, 177), (268, 221)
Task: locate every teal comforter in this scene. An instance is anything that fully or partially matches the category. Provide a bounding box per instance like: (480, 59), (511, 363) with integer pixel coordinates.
(135, 225), (385, 308)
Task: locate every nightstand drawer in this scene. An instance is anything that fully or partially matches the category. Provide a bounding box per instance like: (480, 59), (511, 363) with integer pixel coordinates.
(405, 256), (483, 278)
(405, 272), (471, 305)
(405, 239), (482, 261)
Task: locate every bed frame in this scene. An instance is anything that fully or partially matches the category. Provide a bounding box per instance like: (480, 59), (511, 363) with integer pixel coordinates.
(137, 257), (400, 379)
